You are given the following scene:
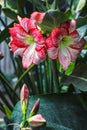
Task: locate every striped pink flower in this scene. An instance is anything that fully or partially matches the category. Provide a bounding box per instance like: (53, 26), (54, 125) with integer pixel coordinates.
(46, 20), (85, 70)
(9, 16), (46, 68)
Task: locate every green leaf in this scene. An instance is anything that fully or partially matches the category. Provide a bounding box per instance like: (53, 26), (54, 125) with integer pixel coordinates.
(80, 1), (87, 16)
(0, 22), (14, 43)
(65, 62), (75, 76)
(6, 0), (17, 9)
(76, 15), (87, 28)
(75, 0), (86, 13)
(77, 25), (87, 39)
(76, 16), (87, 37)
(3, 105), (12, 119)
(28, 0), (46, 12)
(38, 10), (70, 33)
(11, 94), (87, 130)
(2, 8), (18, 20)
(61, 64), (87, 91)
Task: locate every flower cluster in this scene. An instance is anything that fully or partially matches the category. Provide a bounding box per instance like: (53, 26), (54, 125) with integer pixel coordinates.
(9, 12), (85, 70)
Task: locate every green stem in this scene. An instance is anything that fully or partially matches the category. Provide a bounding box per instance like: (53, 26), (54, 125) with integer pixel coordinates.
(70, 0), (74, 10)
(54, 0), (58, 10)
(14, 64), (34, 90)
(51, 60), (59, 93)
(46, 0), (49, 10)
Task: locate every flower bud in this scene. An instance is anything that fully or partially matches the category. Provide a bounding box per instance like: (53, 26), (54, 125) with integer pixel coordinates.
(28, 114), (46, 127)
(29, 98), (40, 117)
(20, 84), (29, 114)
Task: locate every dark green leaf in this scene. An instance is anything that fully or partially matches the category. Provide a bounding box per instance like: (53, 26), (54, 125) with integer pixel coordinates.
(80, 0), (87, 16)
(2, 8), (18, 20)
(38, 10), (71, 33)
(77, 25), (87, 39)
(58, 0), (69, 12)
(77, 15), (87, 28)
(0, 22), (14, 43)
(6, 0), (17, 9)
(76, 16), (87, 38)
(28, 0), (46, 12)
(11, 94), (87, 130)
(61, 64), (87, 91)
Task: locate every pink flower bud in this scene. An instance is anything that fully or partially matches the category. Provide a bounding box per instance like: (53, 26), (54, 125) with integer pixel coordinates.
(28, 114), (46, 127)
(20, 84), (29, 102)
(20, 84), (29, 114)
(29, 98), (40, 117)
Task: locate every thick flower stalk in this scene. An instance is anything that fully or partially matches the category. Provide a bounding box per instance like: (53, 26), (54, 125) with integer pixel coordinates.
(9, 16), (46, 68)
(46, 20), (85, 70)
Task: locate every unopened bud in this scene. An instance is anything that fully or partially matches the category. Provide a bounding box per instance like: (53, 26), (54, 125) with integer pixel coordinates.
(29, 98), (40, 117)
(20, 84), (29, 114)
(28, 114), (46, 127)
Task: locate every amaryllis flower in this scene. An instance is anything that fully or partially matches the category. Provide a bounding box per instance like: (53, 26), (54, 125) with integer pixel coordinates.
(28, 114), (46, 127)
(9, 16), (46, 68)
(30, 11), (45, 23)
(46, 20), (85, 70)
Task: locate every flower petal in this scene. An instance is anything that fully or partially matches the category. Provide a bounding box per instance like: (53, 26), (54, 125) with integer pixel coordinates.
(18, 16), (36, 32)
(14, 48), (26, 57)
(22, 45), (35, 68)
(68, 47), (80, 62)
(51, 28), (61, 46)
(70, 38), (85, 50)
(58, 47), (71, 70)
(30, 28), (45, 45)
(30, 11), (45, 23)
(9, 25), (28, 47)
(47, 47), (58, 59)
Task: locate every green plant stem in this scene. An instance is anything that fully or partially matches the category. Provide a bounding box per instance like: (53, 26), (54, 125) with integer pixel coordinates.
(54, 0), (58, 10)
(51, 60), (59, 93)
(70, 0), (74, 10)
(14, 64), (35, 90)
(46, 0), (49, 10)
